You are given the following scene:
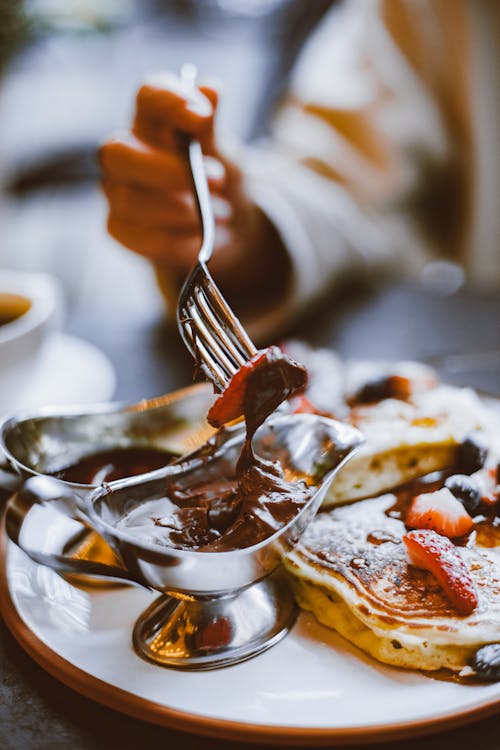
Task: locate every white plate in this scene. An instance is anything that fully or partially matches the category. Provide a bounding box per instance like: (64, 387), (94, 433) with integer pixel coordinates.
(1, 538), (499, 745)
(1, 376), (499, 743)
(10, 331), (116, 411)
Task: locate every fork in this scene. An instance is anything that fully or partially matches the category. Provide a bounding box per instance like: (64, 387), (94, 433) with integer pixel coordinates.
(176, 64), (257, 393)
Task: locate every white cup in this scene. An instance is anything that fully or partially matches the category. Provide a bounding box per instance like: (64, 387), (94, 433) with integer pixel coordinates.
(0, 269), (61, 414)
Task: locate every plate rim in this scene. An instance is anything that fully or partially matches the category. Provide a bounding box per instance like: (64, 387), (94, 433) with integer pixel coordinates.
(1, 516), (499, 746)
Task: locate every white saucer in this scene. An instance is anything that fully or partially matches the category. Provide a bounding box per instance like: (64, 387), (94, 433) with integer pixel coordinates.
(7, 331), (115, 413)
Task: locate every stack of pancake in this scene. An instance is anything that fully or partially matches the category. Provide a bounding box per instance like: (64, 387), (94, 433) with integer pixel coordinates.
(282, 346), (500, 675)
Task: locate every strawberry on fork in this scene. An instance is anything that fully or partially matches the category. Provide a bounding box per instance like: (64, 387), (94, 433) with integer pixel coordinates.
(207, 346), (307, 429)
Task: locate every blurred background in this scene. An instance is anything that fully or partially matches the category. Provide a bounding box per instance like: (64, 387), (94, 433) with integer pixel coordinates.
(1, 0), (499, 399)
(0, 0), (332, 328)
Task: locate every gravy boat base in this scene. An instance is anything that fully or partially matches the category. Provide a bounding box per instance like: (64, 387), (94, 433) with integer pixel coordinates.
(133, 572), (296, 670)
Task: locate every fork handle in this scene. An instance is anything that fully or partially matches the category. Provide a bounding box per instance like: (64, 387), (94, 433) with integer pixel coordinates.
(179, 64), (215, 266)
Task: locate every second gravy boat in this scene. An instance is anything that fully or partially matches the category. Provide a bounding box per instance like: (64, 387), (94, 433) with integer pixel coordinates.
(1, 383), (217, 507)
(1, 384), (216, 567)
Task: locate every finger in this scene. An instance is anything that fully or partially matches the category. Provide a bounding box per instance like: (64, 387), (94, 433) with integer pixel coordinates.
(99, 136), (226, 192)
(133, 74), (216, 152)
(102, 182), (198, 231)
(132, 119), (179, 152)
(102, 181), (233, 238)
(140, 72), (214, 122)
(133, 115), (219, 154)
(198, 82), (220, 111)
(99, 136), (190, 191)
(107, 215), (202, 267)
(132, 111), (217, 154)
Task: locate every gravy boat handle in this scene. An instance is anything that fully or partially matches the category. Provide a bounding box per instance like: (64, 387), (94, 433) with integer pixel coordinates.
(5, 476), (149, 589)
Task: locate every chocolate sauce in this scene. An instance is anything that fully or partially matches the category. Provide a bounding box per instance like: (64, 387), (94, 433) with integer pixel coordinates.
(119, 347), (312, 551)
(207, 347), (309, 550)
(384, 473), (445, 521)
(52, 446), (177, 485)
(236, 346), (308, 472)
(426, 667), (486, 685)
(141, 459), (313, 552)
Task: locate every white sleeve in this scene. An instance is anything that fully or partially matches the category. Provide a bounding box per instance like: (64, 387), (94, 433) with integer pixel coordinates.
(238, 0), (453, 341)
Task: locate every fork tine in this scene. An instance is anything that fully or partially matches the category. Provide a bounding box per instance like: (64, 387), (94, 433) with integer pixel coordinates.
(201, 273), (257, 359)
(178, 270), (257, 389)
(175, 67), (257, 390)
(181, 316), (228, 391)
(194, 288), (247, 368)
(194, 340), (228, 392)
(186, 299), (238, 380)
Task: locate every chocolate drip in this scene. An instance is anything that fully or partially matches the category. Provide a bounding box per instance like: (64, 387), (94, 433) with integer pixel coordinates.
(121, 347), (312, 551)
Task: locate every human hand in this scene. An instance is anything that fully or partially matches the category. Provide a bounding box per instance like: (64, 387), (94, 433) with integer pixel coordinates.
(99, 72), (279, 312)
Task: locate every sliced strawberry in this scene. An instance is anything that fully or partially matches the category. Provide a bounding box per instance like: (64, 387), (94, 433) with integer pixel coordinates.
(207, 350), (268, 428)
(403, 529), (478, 615)
(207, 346), (307, 429)
(406, 488), (473, 538)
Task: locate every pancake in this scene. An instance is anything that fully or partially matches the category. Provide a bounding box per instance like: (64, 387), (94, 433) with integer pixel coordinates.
(282, 342), (490, 507)
(324, 385), (489, 506)
(284, 476), (500, 674)
(280, 344), (500, 674)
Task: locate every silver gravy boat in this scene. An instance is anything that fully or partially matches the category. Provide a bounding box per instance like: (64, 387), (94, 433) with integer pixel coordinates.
(5, 412), (362, 670)
(1, 383), (218, 573)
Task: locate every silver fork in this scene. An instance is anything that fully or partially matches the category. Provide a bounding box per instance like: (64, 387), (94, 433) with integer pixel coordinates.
(176, 64), (257, 392)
